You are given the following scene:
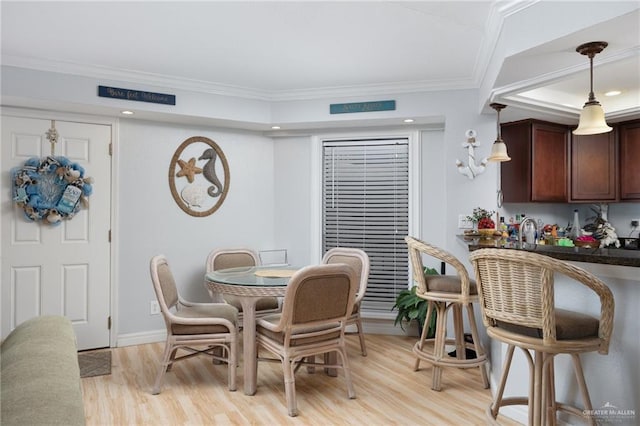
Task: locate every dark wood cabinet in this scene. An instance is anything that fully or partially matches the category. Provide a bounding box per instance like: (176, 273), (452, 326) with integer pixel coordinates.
(501, 120), (568, 203)
(570, 131), (617, 202)
(619, 120), (640, 201)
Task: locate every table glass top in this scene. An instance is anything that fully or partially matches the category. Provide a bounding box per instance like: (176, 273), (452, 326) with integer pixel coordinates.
(206, 265), (298, 287)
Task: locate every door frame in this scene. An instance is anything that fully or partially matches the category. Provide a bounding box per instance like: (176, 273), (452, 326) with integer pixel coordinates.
(1, 106), (119, 348)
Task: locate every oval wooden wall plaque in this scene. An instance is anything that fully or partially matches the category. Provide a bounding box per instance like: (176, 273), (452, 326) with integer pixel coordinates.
(169, 136), (230, 217)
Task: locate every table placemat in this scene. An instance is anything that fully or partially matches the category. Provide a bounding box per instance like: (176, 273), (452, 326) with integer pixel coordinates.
(254, 269), (297, 278)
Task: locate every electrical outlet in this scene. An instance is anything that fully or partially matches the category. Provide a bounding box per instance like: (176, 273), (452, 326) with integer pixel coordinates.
(458, 214), (473, 229)
(632, 219), (639, 228)
(150, 300), (160, 315)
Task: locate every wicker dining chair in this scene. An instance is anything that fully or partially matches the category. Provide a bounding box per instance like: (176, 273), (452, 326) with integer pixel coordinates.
(469, 248), (614, 426)
(150, 255), (238, 395)
(405, 236), (489, 391)
(322, 247), (370, 356)
(205, 248), (281, 327)
(255, 263), (359, 417)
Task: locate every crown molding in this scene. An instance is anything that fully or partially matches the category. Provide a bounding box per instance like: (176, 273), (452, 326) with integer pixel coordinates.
(1, 54), (480, 103)
(491, 47), (640, 102)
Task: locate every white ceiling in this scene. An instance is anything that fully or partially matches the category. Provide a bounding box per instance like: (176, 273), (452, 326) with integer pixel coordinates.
(1, 1), (639, 125)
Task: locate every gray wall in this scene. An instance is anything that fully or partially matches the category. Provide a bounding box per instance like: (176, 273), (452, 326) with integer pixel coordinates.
(117, 120), (277, 334)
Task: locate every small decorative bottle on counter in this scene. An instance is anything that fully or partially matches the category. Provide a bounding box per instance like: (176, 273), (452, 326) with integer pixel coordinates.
(499, 216), (508, 238)
(569, 209), (581, 240)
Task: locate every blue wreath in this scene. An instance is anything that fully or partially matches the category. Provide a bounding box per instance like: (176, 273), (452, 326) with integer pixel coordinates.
(11, 156), (93, 225)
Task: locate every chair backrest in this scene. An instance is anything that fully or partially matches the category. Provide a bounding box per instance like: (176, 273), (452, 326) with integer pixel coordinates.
(405, 236), (473, 303)
(206, 248), (259, 272)
(469, 248), (614, 353)
(275, 264), (358, 334)
(150, 255), (179, 327)
(322, 247), (370, 305)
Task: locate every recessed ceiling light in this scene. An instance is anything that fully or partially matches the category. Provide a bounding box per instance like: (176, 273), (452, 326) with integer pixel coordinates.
(271, 126), (281, 130)
(403, 119), (414, 123)
(604, 90), (621, 97)
(121, 110), (134, 115)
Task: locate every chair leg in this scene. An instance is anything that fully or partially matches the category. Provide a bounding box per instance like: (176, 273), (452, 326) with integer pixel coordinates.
(354, 317), (367, 356)
(452, 305), (465, 360)
(228, 341), (237, 392)
(306, 355), (317, 374)
(430, 302), (448, 391)
(571, 354), (596, 426)
(490, 344), (515, 420)
(543, 354), (557, 426)
(152, 340), (174, 395)
(166, 347), (179, 372)
(336, 346), (356, 399)
(283, 355), (298, 417)
(532, 351), (544, 426)
(465, 304), (489, 389)
(414, 301), (435, 371)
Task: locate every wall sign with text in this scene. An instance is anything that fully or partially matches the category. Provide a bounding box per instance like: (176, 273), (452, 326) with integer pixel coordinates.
(98, 85), (176, 105)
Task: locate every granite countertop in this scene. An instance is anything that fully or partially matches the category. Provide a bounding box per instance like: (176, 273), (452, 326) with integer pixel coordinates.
(458, 235), (640, 267)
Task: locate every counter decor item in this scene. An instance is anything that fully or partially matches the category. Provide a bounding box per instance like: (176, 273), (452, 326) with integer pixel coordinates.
(467, 207), (497, 236)
(575, 235), (599, 248)
(584, 205), (621, 248)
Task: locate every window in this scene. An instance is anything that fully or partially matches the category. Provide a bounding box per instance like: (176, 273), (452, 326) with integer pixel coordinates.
(322, 138), (409, 312)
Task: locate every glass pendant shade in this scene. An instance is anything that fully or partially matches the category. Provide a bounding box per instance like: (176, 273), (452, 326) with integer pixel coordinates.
(487, 139), (511, 162)
(488, 102), (511, 162)
(573, 102), (613, 135)
(572, 41), (612, 136)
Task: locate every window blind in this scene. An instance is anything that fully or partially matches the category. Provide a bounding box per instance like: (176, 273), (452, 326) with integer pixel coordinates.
(322, 139), (409, 312)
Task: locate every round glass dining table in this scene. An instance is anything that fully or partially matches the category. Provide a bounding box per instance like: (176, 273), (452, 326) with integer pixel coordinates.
(205, 265), (297, 395)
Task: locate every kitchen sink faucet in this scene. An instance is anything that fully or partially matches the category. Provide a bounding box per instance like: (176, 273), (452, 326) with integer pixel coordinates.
(519, 216), (538, 246)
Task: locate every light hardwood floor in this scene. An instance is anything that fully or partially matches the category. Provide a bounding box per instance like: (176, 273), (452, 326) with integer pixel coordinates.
(81, 334), (520, 425)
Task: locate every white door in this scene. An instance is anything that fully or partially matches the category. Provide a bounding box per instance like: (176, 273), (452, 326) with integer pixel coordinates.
(1, 115), (112, 350)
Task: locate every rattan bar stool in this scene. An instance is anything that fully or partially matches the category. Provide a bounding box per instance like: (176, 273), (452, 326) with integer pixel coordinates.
(469, 248), (614, 426)
(405, 236), (489, 391)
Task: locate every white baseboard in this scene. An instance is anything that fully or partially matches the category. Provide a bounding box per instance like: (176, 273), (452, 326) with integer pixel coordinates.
(116, 329), (166, 347)
(117, 318), (410, 348)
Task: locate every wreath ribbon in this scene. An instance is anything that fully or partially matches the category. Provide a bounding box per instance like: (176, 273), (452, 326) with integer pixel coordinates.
(11, 156), (93, 225)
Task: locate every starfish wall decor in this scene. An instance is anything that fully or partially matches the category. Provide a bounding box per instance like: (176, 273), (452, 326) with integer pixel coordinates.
(168, 136), (230, 217)
(175, 157), (202, 183)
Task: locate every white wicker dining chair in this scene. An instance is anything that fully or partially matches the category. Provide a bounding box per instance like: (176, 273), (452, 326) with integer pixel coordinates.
(255, 263), (359, 417)
(322, 247), (370, 356)
(405, 236), (489, 391)
(469, 248), (614, 425)
(205, 248), (281, 327)
(150, 254), (238, 395)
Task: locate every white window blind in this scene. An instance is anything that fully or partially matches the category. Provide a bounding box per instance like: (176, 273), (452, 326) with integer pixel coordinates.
(322, 138), (409, 312)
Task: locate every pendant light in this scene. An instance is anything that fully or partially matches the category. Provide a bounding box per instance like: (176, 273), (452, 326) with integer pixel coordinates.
(573, 41), (612, 135)
(487, 103), (510, 162)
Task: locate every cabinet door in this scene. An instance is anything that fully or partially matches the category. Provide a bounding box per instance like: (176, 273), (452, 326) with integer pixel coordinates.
(620, 121), (640, 200)
(531, 123), (568, 202)
(571, 132), (617, 202)
(501, 122), (531, 203)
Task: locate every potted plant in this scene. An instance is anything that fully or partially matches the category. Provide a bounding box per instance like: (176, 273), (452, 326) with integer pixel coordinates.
(467, 207), (495, 231)
(393, 267), (438, 337)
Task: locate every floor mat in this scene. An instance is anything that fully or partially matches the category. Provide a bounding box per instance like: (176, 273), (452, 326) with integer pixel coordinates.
(78, 350), (112, 378)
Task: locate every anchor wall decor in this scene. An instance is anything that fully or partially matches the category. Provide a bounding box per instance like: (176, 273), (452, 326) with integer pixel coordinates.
(456, 129), (487, 180)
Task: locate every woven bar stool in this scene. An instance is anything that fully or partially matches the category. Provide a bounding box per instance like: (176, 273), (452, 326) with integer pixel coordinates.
(469, 248), (614, 426)
(405, 236), (489, 391)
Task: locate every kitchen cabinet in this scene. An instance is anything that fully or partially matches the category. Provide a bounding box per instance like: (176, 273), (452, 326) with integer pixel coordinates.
(619, 120), (640, 201)
(570, 131), (616, 202)
(501, 120), (568, 203)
